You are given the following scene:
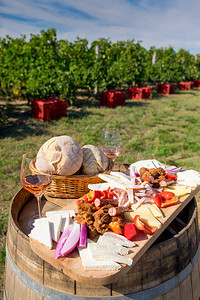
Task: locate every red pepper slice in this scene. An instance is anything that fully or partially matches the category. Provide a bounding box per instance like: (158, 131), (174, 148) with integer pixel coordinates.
(141, 176), (152, 183)
(123, 223), (137, 240)
(153, 191), (179, 208)
(142, 223), (158, 235)
(153, 194), (164, 208)
(100, 190), (108, 199)
(106, 187), (111, 193)
(133, 215), (158, 235)
(107, 191), (114, 199)
(87, 190), (102, 203)
(159, 191), (175, 200)
(160, 196), (179, 208)
(165, 173), (177, 181)
(133, 215), (145, 231)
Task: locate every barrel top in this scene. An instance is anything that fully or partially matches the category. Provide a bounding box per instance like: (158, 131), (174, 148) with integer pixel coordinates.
(28, 185), (200, 285)
(9, 159), (200, 286)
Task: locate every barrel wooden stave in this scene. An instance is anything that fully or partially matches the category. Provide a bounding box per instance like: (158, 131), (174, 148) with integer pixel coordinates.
(159, 238), (178, 282)
(76, 282), (112, 297)
(43, 260), (75, 295)
(7, 189), (44, 285)
(111, 201), (199, 298)
(4, 184), (200, 299)
(191, 261), (200, 300)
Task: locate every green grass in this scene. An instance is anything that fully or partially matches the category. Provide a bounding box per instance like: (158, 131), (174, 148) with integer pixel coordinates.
(1, 89), (200, 295)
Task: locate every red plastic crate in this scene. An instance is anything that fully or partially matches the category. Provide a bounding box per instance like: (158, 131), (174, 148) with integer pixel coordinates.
(129, 87), (151, 100)
(99, 91), (126, 107)
(31, 99), (67, 121)
(157, 84), (176, 95)
(128, 87), (143, 100)
(99, 91), (108, 106)
(169, 84), (176, 94)
(142, 87), (151, 99)
(179, 82), (194, 90)
(193, 80), (200, 88)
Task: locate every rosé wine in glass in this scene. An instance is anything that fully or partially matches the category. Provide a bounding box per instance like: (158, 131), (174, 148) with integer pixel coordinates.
(21, 152), (52, 228)
(102, 129), (122, 161)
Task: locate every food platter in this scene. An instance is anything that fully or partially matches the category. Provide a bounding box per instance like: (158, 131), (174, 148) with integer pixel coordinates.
(29, 184), (200, 285)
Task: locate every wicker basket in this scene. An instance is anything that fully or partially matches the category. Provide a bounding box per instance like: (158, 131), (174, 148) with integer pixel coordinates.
(29, 159), (114, 199)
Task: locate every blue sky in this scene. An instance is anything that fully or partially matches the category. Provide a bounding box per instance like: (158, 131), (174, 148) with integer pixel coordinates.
(0, 0), (200, 54)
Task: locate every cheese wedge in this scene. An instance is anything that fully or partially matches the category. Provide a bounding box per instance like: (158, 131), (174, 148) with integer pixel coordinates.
(99, 232), (136, 248)
(29, 218), (52, 249)
(142, 203), (163, 218)
(96, 240), (129, 255)
(88, 242), (133, 266)
(124, 206), (162, 228)
(46, 210), (75, 232)
(88, 244), (133, 266)
(78, 240), (121, 271)
(47, 215), (62, 242)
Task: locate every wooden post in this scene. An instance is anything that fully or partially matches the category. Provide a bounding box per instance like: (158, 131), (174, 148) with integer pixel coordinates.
(94, 45), (99, 95)
(152, 51), (157, 65)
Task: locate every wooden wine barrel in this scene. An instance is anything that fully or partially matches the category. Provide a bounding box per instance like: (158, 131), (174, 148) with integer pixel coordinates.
(3, 187), (200, 300)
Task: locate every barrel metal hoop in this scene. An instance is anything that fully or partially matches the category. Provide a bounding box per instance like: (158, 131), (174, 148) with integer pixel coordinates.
(5, 243), (200, 300)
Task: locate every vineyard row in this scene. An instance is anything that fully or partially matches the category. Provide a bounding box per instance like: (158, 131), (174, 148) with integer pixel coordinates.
(1, 28), (200, 104)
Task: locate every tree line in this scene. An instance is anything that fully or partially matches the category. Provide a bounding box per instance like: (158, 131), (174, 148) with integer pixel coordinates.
(0, 28), (200, 104)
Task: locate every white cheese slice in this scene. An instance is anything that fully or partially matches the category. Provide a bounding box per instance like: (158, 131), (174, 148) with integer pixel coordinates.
(99, 232), (136, 248)
(89, 243), (133, 266)
(46, 210), (75, 232)
(46, 209), (75, 218)
(110, 172), (132, 185)
(78, 240), (121, 271)
(29, 218), (52, 249)
(177, 170), (200, 187)
(98, 174), (127, 190)
(96, 240), (129, 255)
(88, 182), (110, 191)
(47, 215), (62, 242)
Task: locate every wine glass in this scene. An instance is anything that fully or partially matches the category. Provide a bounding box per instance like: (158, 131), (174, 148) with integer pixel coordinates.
(101, 128), (122, 161)
(20, 152), (52, 228)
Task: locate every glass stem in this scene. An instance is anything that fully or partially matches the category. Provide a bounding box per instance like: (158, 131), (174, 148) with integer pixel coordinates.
(36, 195), (42, 218)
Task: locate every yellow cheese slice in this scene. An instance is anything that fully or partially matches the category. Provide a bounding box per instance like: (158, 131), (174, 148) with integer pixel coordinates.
(163, 184), (192, 197)
(143, 203), (163, 218)
(124, 206), (162, 228)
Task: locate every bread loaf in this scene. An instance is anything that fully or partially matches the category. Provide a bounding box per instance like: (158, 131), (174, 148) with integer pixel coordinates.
(35, 136), (83, 175)
(82, 145), (109, 175)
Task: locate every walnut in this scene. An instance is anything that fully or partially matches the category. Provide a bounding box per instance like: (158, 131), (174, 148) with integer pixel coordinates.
(93, 205), (112, 234)
(157, 167), (166, 176)
(149, 169), (159, 178)
(139, 167), (149, 176)
(158, 175), (166, 181)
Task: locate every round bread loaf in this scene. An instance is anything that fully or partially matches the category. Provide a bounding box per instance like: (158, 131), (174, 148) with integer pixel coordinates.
(82, 144), (109, 175)
(35, 136), (83, 175)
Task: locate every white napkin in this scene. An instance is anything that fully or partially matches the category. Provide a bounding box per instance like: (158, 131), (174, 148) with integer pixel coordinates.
(177, 170), (200, 187)
(129, 159), (165, 174)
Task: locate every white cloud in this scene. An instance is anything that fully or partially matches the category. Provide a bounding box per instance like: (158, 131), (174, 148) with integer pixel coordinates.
(0, 0), (200, 53)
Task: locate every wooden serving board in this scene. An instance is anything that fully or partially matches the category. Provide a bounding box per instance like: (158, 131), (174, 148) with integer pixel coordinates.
(30, 185), (200, 286)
